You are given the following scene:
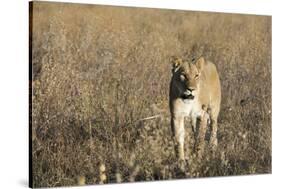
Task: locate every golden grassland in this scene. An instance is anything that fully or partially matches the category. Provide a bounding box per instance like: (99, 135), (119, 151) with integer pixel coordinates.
(30, 2), (271, 187)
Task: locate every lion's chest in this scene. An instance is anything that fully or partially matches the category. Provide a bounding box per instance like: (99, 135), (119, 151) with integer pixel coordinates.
(173, 99), (201, 118)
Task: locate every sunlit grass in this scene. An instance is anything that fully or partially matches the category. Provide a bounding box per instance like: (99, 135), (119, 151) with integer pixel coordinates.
(31, 2), (271, 187)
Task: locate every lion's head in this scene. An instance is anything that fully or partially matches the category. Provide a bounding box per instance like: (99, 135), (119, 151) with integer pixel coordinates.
(170, 56), (205, 100)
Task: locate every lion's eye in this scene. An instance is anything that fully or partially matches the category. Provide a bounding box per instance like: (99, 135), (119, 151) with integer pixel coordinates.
(195, 74), (199, 79)
(180, 74), (186, 81)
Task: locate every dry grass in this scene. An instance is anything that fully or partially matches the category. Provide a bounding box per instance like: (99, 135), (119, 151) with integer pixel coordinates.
(30, 2), (271, 188)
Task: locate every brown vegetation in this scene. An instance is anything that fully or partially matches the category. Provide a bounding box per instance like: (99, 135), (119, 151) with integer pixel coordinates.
(30, 2), (271, 187)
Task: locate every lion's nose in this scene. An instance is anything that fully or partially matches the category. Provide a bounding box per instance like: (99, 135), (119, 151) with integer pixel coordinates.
(187, 87), (195, 92)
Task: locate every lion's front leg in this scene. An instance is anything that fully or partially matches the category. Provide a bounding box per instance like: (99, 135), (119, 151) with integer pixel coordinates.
(171, 115), (185, 161)
(194, 106), (210, 159)
(191, 116), (197, 136)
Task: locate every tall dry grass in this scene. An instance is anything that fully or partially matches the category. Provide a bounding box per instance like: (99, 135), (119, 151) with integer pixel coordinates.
(30, 2), (271, 187)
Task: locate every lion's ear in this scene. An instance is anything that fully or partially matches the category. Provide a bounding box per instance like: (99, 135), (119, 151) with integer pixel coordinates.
(170, 56), (182, 73)
(195, 56), (205, 72)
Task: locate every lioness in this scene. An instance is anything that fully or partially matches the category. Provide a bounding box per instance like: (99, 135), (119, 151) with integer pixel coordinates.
(169, 56), (221, 161)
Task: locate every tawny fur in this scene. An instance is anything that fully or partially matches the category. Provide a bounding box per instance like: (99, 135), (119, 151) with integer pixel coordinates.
(169, 56), (221, 161)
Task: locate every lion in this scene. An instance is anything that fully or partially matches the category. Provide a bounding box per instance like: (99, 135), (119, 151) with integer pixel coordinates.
(169, 56), (221, 161)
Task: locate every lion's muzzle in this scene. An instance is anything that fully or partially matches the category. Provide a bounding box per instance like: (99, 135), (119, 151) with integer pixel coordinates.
(181, 89), (195, 100)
